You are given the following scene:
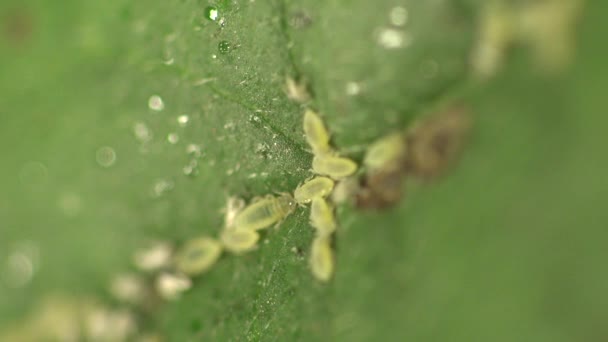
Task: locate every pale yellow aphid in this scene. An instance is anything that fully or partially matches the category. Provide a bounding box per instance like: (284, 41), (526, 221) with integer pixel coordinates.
(233, 193), (296, 231)
(174, 237), (223, 276)
(220, 228), (260, 254)
(363, 132), (407, 171)
(303, 109), (332, 155)
(155, 272), (192, 300)
(331, 177), (360, 204)
(309, 235), (334, 282)
(286, 77), (311, 103)
(294, 176), (335, 204)
(312, 155), (358, 179)
(310, 197), (336, 236)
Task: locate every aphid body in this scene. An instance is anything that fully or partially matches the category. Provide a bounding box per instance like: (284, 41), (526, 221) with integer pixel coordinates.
(234, 193), (296, 231)
(312, 155), (358, 179)
(220, 228), (260, 254)
(309, 235), (334, 282)
(303, 109), (332, 156)
(174, 237), (223, 276)
(294, 176), (335, 204)
(310, 197), (336, 236)
(363, 132), (407, 171)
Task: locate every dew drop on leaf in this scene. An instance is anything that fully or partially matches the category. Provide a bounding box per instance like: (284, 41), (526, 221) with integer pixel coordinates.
(204, 6), (219, 21)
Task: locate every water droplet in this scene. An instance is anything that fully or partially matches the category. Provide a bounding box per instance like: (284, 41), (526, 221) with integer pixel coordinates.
(183, 160), (199, 177)
(376, 28), (412, 49)
(345, 82), (362, 96)
(389, 6), (408, 26)
(1, 241), (40, 288)
(218, 41), (231, 54)
(148, 95), (164, 111)
(204, 6), (219, 21)
(96, 146), (116, 168)
(151, 179), (174, 198)
(167, 133), (179, 144)
(177, 115), (190, 127)
(186, 144), (202, 158)
(133, 122), (152, 142)
(212, 54), (217, 59)
(58, 192), (82, 217)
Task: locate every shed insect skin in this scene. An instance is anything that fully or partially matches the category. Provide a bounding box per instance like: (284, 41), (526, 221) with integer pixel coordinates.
(233, 193), (297, 231)
(174, 237), (223, 276)
(405, 105), (471, 179)
(220, 228), (260, 254)
(309, 235), (334, 282)
(303, 109), (332, 156)
(294, 176), (335, 204)
(310, 197), (336, 236)
(312, 155), (358, 179)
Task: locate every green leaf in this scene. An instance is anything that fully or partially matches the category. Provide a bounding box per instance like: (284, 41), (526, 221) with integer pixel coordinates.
(1, 0), (606, 341)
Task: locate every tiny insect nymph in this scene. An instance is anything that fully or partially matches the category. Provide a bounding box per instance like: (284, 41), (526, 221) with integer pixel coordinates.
(174, 237), (223, 276)
(233, 193), (296, 231)
(220, 228), (260, 254)
(363, 132), (407, 171)
(310, 197), (336, 236)
(312, 155), (358, 179)
(303, 109), (332, 156)
(294, 176), (335, 204)
(309, 235), (335, 282)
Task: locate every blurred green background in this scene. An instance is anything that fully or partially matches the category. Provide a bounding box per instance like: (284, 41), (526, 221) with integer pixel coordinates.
(1, 0), (607, 341)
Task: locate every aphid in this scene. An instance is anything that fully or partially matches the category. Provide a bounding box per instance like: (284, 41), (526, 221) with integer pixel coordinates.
(233, 193), (296, 231)
(294, 176), (335, 204)
(310, 197), (336, 236)
(109, 273), (146, 304)
(303, 109), (332, 155)
(331, 177), (360, 204)
(312, 155), (358, 179)
(174, 237), (223, 276)
(309, 235), (334, 282)
(363, 131), (407, 172)
(286, 77), (311, 103)
(220, 228), (260, 254)
(356, 131), (409, 210)
(405, 105), (471, 179)
(155, 272), (192, 301)
(132, 241), (173, 272)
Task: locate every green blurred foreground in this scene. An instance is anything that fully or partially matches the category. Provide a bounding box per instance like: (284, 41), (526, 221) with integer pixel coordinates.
(1, 0), (607, 341)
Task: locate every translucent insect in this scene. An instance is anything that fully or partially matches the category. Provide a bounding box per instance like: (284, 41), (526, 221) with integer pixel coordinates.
(155, 272), (192, 301)
(310, 197), (336, 236)
(312, 155), (358, 179)
(331, 177), (359, 204)
(294, 176), (335, 204)
(233, 193), (296, 231)
(285, 77), (311, 103)
(174, 237), (223, 276)
(303, 109), (332, 156)
(363, 132), (407, 172)
(309, 235), (334, 282)
(220, 228), (260, 254)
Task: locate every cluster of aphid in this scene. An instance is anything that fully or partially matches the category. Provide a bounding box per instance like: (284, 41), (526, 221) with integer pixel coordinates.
(163, 108), (358, 285)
